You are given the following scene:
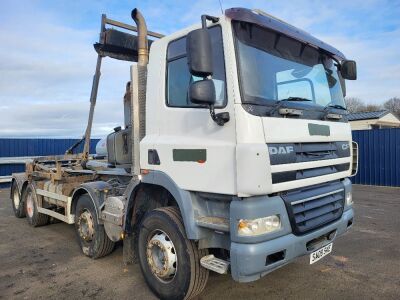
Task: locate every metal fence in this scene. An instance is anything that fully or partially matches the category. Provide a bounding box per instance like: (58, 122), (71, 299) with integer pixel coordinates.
(0, 138), (99, 186)
(1, 131), (399, 188)
(352, 128), (400, 187)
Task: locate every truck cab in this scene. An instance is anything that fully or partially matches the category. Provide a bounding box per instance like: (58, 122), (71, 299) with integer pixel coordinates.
(135, 7), (356, 283)
(143, 8), (356, 196)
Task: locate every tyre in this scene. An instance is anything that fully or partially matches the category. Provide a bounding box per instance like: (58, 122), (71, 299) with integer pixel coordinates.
(74, 194), (115, 259)
(138, 207), (209, 300)
(23, 184), (49, 227)
(11, 181), (25, 218)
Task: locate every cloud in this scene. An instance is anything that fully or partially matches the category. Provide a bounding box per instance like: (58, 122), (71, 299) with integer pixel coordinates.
(0, 0), (399, 137)
(0, 1), (129, 137)
(0, 99), (123, 138)
(320, 28), (400, 102)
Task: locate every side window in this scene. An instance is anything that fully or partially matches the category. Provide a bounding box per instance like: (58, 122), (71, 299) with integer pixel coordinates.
(166, 26), (226, 107)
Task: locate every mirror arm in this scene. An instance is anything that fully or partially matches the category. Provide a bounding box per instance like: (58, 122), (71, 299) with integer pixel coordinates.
(201, 15), (219, 28)
(209, 104), (230, 126)
(198, 14), (225, 126)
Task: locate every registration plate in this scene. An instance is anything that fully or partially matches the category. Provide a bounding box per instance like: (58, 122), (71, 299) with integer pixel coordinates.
(310, 243), (333, 264)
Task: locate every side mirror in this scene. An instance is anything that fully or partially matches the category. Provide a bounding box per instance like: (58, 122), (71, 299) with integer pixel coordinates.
(186, 15), (229, 126)
(340, 60), (357, 80)
(189, 79), (216, 105)
(186, 29), (213, 77)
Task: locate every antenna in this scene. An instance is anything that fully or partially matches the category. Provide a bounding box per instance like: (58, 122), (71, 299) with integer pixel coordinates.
(218, 0), (224, 14)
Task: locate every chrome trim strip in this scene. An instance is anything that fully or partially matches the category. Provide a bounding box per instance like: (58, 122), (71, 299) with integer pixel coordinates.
(270, 157), (351, 173)
(291, 188), (344, 205)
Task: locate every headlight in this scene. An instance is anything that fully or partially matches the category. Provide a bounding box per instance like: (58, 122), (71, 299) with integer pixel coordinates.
(238, 215), (281, 236)
(345, 191), (353, 206)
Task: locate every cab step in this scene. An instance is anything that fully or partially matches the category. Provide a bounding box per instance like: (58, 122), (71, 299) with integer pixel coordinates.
(195, 216), (230, 232)
(200, 254), (230, 274)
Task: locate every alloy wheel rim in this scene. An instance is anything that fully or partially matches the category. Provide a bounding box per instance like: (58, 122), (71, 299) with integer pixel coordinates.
(26, 192), (34, 218)
(13, 187), (20, 209)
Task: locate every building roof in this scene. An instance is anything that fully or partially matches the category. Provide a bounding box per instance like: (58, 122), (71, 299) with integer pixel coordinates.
(347, 110), (389, 121)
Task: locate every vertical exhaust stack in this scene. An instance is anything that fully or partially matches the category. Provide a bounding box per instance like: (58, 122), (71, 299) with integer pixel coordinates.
(131, 8), (148, 175)
(132, 8), (149, 66)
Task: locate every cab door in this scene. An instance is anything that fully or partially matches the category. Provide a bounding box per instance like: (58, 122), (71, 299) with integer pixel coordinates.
(149, 25), (236, 195)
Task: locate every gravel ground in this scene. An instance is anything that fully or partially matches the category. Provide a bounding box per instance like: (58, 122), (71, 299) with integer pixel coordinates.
(0, 185), (399, 299)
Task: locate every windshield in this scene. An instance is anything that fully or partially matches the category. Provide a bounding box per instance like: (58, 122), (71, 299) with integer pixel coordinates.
(233, 21), (346, 110)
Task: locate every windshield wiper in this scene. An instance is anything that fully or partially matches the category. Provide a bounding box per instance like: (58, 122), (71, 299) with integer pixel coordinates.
(322, 103), (347, 120)
(270, 97), (312, 116)
(324, 104), (346, 110)
(280, 97), (313, 102)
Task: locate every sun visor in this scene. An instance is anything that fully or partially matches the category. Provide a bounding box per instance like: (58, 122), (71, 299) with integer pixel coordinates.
(226, 7), (346, 60)
(276, 35), (302, 60)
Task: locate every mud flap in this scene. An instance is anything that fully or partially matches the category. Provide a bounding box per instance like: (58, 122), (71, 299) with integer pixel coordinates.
(123, 233), (137, 265)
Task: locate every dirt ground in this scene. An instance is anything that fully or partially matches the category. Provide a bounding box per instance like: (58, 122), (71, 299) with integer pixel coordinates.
(0, 185), (399, 300)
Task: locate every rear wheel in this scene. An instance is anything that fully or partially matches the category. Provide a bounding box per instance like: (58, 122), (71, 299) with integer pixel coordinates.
(74, 194), (115, 259)
(138, 207), (209, 300)
(23, 184), (49, 227)
(11, 181), (25, 218)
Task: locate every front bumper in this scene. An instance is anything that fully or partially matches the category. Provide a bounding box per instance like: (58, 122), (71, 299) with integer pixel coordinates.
(230, 207), (354, 282)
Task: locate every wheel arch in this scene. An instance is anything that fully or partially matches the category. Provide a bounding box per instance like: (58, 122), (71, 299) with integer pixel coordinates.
(71, 181), (112, 223)
(124, 171), (200, 240)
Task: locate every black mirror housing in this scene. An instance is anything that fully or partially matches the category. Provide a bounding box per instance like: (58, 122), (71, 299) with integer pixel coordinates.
(189, 79), (216, 105)
(186, 18), (229, 126)
(186, 29), (213, 77)
(341, 60), (357, 80)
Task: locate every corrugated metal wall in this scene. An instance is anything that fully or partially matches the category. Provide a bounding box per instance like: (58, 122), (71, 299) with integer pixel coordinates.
(0, 138), (99, 187)
(352, 128), (400, 186)
(2, 131), (398, 188)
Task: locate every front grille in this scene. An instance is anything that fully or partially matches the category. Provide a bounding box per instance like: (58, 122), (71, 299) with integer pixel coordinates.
(281, 181), (345, 235)
(292, 142), (347, 163)
(268, 141), (350, 165)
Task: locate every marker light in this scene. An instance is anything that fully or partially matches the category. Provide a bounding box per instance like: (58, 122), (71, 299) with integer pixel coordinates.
(345, 191), (353, 206)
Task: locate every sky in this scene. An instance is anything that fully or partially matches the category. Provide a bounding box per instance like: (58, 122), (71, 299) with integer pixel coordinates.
(0, 0), (399, 137)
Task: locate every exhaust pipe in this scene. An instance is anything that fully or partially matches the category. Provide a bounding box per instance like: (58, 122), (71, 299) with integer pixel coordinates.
(130, 8), (148, 175)
(131, 8), (148, 66)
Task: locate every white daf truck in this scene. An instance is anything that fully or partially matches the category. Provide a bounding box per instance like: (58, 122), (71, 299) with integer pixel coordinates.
(10, 7), (357, 300)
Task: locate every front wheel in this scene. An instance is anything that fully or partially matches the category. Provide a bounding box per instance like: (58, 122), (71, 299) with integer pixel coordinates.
(138, 207), (209, 300)
(74, 194), (115, 259)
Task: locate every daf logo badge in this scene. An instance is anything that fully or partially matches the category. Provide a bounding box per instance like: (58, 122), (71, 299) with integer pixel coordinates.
(341, 143), (350, 150)
(269, 146), (294, 155)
